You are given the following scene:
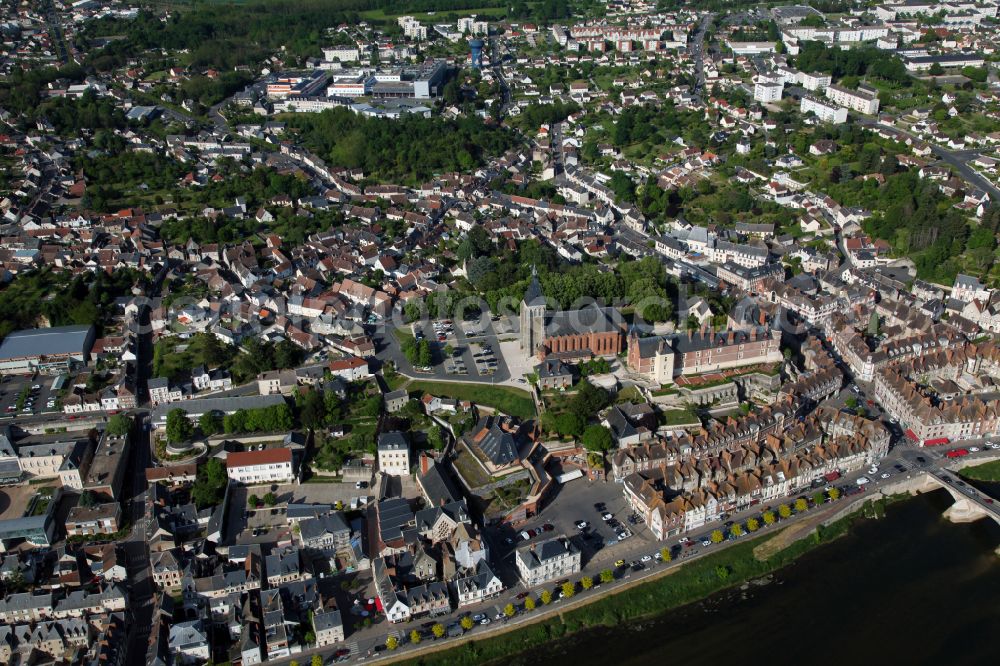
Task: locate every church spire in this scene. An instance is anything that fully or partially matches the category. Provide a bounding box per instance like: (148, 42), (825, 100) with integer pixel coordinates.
(523, 265), (545, 307)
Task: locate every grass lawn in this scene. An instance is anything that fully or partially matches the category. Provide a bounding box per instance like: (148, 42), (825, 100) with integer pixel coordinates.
(660, 408), (700, 427)
(541, 388), (577, 413)
(384, 371), (410, 391)
(958, 460), (1000, 482)
(615, 386), (643, 403)
(453, 443), (492, 488)
(392, 326), (414, 343)
(407, 380), (536, 420)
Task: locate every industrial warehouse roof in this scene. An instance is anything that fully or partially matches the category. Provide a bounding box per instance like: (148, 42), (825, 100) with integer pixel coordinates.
(0, 325), (93, 360)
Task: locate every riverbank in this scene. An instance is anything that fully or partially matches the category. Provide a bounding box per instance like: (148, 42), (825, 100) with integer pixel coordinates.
(392, 495), (903, 666)
(958, 459), (1000, 482)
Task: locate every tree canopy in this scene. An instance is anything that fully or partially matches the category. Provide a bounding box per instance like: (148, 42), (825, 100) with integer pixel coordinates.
(286, 108), (515, 184)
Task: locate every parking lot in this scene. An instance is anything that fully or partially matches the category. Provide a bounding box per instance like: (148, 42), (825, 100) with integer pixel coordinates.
(384, 315), (513, 384)
(468, 342), (498, 376)
(0, 375), (63, 418)
(487, 477), (655, 576)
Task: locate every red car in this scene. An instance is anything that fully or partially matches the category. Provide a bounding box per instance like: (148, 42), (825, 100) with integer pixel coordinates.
(541, 523), (554, 532)
(516, 591), (530, 599)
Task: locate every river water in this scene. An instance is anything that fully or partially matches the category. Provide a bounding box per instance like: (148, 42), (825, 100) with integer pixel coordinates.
(508, 490), (1000, 666)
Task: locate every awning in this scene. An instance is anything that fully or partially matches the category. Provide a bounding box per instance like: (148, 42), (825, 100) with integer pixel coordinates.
(924, 437), (950, 446)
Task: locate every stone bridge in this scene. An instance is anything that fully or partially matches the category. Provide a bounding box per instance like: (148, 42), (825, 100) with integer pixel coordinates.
(927, 468), (1000, 524)
(879, 464), (1000, 526)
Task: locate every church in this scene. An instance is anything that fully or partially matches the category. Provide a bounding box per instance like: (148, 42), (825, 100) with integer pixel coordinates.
(519, 269), (625, 361)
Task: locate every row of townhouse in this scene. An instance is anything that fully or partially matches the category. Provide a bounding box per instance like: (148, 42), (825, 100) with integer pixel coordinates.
(0, 584), (127, 624)
(827, 309), (962, 382)
(622, 419), (888, 539)
(874, 341), (1000, 444)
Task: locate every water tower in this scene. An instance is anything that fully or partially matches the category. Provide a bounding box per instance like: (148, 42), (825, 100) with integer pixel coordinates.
(470, 39), (484, 69)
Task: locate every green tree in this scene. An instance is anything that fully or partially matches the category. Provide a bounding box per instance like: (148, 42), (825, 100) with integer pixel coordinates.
(191, 458), (228, 509)
(248, 494), (259, 508)
(106, 414), (131, 437)
(311, 655), (323, 666)
(460, 615), (474, 631)
(165, 408), (193, 444)
(199, 410), (222, 436)
(79, 490), (97, 508)
(730, 523), (744, 537)
(386, 635), (399, 650)
(504, 602), (516, 617)
(794, 498), (809, 512)
(426, 426), (444, 451)
(410, 629), (421, 644)
(779, 504), (793, 519)
(432, 623), (445, 638)
(581, 425), (614, 452)
(763, 510), (776, 526)
(813, 491), (826, 506)
(297, 389), (326, 431)
(580, 576), (593, 590)
(710, 529), (724, 543)
(263, 492), (278, 506)
(524, 596), (536, 611)
(540, 589), (552, 605)
(660, 546), (672, 562)
(829, 487), (841, 501)
(746, 517), (760, 532)
(599, 569), (614, 583)
(561, 581), (576, 599)
(716, 565), (730, 581)
(553, 412), (585, 438)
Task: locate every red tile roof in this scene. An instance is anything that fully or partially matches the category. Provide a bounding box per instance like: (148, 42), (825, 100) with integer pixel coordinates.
(227, 448), (292, 468)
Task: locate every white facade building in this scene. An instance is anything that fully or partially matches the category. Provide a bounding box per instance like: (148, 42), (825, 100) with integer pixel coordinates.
(377, 432), (411, 476)
(754, 81), (783, 103)
(226, 449), (295, 485)
(514, 536), (581, 587)
(799, 71), (832, 91)
(801, 95), (848, 124)
(825, 84), (880, 115)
